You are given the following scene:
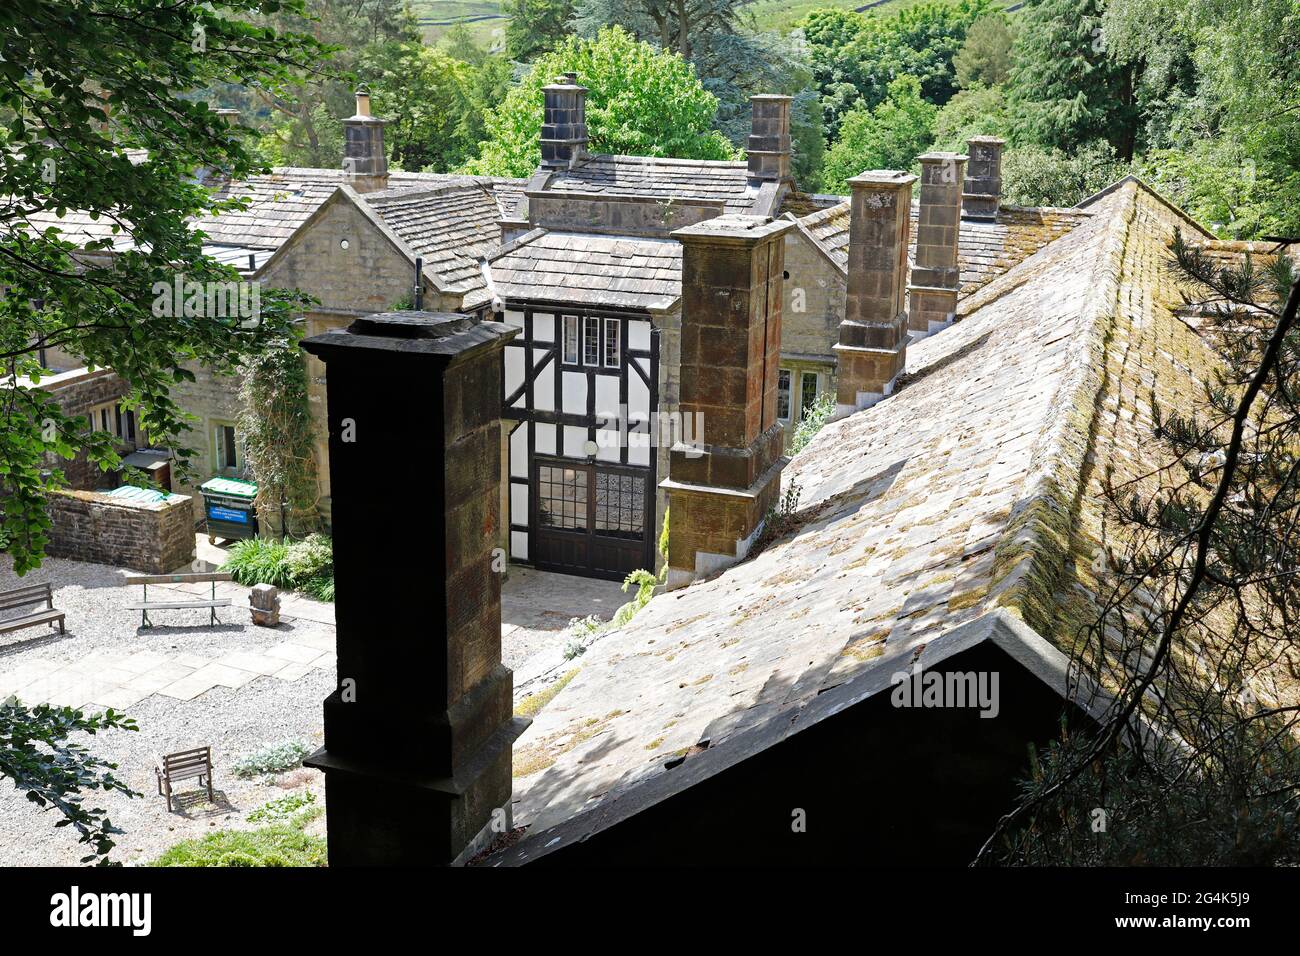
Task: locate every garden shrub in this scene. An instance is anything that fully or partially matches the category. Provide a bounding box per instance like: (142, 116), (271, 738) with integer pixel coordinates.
(222, 534), (335, 601)
(231, 740), (311, 779)
(153, 824), (326, 867)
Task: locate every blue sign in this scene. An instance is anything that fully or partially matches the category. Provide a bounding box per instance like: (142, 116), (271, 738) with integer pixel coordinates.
(208, 505), (249, 524)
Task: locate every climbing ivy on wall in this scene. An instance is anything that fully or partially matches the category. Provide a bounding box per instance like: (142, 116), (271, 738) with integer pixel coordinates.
(236, 332), (320, 539)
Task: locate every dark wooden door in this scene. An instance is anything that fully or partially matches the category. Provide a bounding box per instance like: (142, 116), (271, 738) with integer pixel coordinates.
(533, 460), (651, 581)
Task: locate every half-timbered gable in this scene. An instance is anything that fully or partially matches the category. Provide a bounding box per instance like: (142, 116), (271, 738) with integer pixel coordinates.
(467, 230), (682, 579)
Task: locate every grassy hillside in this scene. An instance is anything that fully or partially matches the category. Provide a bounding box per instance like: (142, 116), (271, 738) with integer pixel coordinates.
(406, 0), (1020, 55)
(749, 0), (1022, 35)
(408, 0), (506, 48)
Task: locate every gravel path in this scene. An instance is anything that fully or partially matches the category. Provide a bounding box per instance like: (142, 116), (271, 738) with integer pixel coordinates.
(0, 556), (630, 865)
(0, 556), (333, 866)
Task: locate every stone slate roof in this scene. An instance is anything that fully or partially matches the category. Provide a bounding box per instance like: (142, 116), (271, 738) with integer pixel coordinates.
(489, 180), (1244, 864)
(362, 179), (514, 296)
(25, 167), (526, 281)
(465, 229), (683, 313)
(792, 200), (1091, 296)
(490, 179), (527, 220)
(542, 154), (760, 213)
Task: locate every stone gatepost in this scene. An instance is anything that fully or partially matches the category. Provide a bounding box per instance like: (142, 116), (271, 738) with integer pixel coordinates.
(833, 170), (917, 418)
(908, 152), (968, 337)
(962, 136), (1005, 221)
(299, 311), (524, 866)
(662, 214), (793, 589)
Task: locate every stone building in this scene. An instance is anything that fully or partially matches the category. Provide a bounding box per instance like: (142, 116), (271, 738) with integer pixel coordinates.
(162, 94), (525, 516)
(301, 174), (1300, 865)
(13, 88), (1152, 588)
(18, 364), (141, 492)
(473, 178), (1297, 864)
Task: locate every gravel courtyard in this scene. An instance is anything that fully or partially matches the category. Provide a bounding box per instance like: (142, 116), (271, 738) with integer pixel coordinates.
(0, 556), (336, 866)
(0, 552), (625, 866)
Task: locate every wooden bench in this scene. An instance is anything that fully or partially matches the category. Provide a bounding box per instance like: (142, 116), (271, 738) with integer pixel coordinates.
(155, 746), (214, 810)
(0, 583), (65, 637)
(124, 572), (233, 628)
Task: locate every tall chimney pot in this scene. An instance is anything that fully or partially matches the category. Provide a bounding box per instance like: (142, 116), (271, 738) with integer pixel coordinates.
(747, 94), (793, 184)
(540, 77), (588, 169)
(664, 214), (793, 589)
(962, 135), (1004, 221)
(299, 311), (524, 866)
(908, 151), (967, 337)
(342, 88), (388, 193)
(833, 170), (917, 418)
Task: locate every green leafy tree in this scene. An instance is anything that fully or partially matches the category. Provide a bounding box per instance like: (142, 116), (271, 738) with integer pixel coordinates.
(1136, 143), (1289, 239)
(953, 14), (1014, 89)
(1008, 0), (1142, 159)
(801, 1), (991, 143)
(441, 22), (489, 67)
(0, 0), (321, 575)
(362, 43), (477, 172)
(574, 0), (806, 145)
(255, 0), (419, 167)
(1, 699), (139, 863)
(462, 27), (737, 177)
(461, 55), (516, 158)
(821, 76), (937, 193)
(503, 0), (576, 61)
(1104, 0), (1300, 238)
(999, 141), (1130, 206)
(0, 0), (322, 859)
(932, 85), (1013, 152)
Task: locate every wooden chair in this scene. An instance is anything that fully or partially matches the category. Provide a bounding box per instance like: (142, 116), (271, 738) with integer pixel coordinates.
(0, 582), (65, 638)
(155, 746), (214, 810)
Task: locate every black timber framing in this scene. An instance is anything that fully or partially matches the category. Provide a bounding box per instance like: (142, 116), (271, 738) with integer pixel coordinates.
(499, 299), (661, 577)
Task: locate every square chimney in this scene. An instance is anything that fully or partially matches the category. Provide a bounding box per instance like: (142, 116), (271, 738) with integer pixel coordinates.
(833, 170), (917, 418)
(962, 136), (1004, 221)
(299, 311), (524, 866)
(540, 75), (588, 169)
(908, 151), (967, 337)
(342, 89), (389, 194)
(663, 214), (793, 588)
(747, 94), (792, 184)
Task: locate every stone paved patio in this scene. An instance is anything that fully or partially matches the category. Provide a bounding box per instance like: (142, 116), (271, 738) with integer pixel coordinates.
(0, 543), (629, 710)
(0, 549), (632, 865)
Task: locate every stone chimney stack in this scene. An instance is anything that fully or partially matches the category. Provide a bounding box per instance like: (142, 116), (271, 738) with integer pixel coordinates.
(747, 94), (792, 184)
(663, 214), (793, 589)
(962, 135), (1004, 221)
(299, 311), (524, 866)
(833, 170), (917, 418)
(540, 75), (588, 168)
(342, 89), (389, 193)
(907, 151), (967, 337)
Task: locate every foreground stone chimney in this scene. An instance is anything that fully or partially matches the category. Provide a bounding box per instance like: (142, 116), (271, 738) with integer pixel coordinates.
(962, 135), (1004, 221)
(833, 171), (917, 418)
(908, 151), (967, 337)
(300, 312), (524, 866)
(747, 94), (792, 184)
(540, 75), (588, 168)
(342, 89), (388, 193)
(663, 214), (793, 589)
